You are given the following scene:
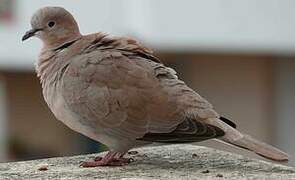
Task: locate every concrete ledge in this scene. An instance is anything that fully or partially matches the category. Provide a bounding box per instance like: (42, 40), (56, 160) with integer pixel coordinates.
(0, 144), (294, 179)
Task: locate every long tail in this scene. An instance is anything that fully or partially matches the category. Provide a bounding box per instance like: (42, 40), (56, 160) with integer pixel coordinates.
(207, 118), (289, 161)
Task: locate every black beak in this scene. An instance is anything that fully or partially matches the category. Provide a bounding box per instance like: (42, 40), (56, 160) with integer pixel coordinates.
(22, 28), (42, 41)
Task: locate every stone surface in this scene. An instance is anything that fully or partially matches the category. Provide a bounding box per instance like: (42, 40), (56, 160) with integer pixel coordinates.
(0, 144), (294, 180)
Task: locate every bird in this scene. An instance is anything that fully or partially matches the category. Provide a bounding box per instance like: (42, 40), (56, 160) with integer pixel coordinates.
(22, 6), (289, 167)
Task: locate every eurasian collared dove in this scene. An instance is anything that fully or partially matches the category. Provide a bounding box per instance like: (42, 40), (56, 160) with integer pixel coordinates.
(22, 6), (289, 167)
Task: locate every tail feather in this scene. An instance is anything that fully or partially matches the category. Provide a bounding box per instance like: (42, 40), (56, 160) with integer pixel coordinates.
(221, 133), (289, 161)
(207, 118), (289, 161)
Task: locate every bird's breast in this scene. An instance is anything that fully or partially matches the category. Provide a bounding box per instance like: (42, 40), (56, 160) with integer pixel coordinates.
(42, 79), (106, 142)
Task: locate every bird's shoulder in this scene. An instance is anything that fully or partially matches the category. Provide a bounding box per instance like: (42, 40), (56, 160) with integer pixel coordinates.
(61, 32), (168, 89)
(80, 32), (161, 63)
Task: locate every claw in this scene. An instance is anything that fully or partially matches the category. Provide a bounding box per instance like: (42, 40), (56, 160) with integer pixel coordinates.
(94, 156), (103, 161)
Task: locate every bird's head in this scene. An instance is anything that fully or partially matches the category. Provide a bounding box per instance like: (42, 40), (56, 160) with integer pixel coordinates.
(22, 6), (81, 48)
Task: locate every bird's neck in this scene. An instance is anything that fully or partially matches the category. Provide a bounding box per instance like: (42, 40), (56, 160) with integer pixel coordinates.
(36, 49), (59, 86)
(36, 36), (84, 86)
(43, 33), (82, 50)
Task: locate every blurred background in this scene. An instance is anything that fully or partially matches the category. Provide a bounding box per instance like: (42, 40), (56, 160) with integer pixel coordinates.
(0, 0), (294, 166)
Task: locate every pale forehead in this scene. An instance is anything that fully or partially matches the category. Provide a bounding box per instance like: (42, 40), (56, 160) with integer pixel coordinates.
(30, 6), (71, 27)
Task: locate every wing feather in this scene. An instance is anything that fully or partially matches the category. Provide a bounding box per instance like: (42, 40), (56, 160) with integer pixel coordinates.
(61, 34), (221, 146)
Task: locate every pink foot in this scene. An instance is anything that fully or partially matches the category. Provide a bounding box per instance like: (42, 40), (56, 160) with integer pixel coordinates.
(80, 160), (126, 167)
(80, 151), (132, 167)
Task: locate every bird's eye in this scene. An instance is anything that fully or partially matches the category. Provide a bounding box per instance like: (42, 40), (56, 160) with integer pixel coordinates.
(48, 21), (55, 28)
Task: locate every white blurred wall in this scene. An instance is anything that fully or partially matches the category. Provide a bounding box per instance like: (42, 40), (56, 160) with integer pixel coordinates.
(1, 0), (295, 69)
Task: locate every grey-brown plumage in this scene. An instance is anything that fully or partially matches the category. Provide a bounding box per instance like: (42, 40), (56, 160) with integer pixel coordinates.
(22, 7), (289, 166)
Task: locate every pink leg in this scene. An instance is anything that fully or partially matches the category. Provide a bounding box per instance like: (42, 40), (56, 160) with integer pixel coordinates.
(80, 151), (131, 167)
